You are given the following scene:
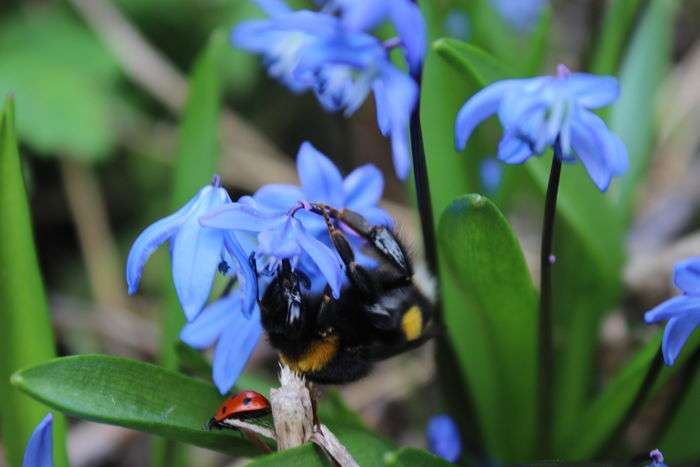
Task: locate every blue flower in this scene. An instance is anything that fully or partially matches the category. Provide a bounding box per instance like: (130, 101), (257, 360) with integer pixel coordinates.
(126, 176), (254, 321)
(648, 449), (667, 467)
(232, 3), (339, 93)
(232, 1), (420, 179)
(426, 414), (461, 462)
(181, 291), (263, 394)
(23, 413), (52, 467)
(201, 142), (392, 297)
(455, 64), (628, 191)
(645, 256), (700, 365)
(320, 0), (426, 73)
(490, 0), (548, 33)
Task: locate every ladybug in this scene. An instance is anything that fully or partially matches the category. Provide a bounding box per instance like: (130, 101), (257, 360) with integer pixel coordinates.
(207, 390), (271, 430)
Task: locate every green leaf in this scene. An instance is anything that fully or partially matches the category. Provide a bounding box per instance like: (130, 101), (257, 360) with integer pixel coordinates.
(589, 0), (645, 75)
(660, 368), (700, 461)
(434, 38), (627, 441)
(610, 0), (679, 216)
(438, 194), (538, 461)
(12, 354), (267, 457)
(0, 8), (123, 160)
(248, 429), (394, 467)
(557, 335), (660, 459)
(385, 447), (455, 466)
(0, 97), (69, 467)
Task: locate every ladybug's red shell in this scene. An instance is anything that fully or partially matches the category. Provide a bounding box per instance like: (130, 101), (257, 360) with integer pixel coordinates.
(212, 390), (270, 425)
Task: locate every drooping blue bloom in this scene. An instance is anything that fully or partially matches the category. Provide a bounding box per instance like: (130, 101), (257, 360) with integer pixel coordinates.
(23, 413), (52, 467)
(126, 176), (255, 321)
(231, 3), (339, 93)
(648, 449), (667, 467)
(490, 0), (548, 33)
(181, 291), (263, 394)
(455, 64), (628, 191)
(201, 142), (392, 297)
(319, 0), (427, 73)
(645, 256), (700, 365)
(426, 414), (462, 462)
(232, 1), (420, 179)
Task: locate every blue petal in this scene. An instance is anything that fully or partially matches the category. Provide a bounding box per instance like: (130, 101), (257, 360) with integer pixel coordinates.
(180, 295), (233, 349)
(480, 158), (503, 194)
(455, 80), (514, 150)
(343, 164), (384, 208)
(253, 0), (292, 16)
(337, 0), (389, 31)
(201, 203), (284, 232)
(297, 141), (344, 206)
(125, 193), (197, 294)
(674, 256), (700, 295)
(213, 308), (263, 394)
(426, 414), (461, 462)
(497, 133), (534, 164)
(23, 413), (52, 467)
(645, 295), (700, 324)
(225, 233), (259, 316)
(389, 0), (427, 74)
(171, 187), (230, 321)
(567, 73), (619, 109)
(569, 108), (620, 191)
(662, 313), (700, 365)
(373, 64), (417, 179)
(254, 184), (304, 212)
(172, 222), (225, 321)
(258, 217), (302, 258)
(292, 219), (343, 298)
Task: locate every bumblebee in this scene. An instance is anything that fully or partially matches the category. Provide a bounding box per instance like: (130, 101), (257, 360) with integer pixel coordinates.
(254, 203), (434, 384)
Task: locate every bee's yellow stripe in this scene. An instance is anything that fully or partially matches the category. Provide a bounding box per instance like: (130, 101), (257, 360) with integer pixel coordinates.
(280, 336), (339, 373)
(401, 306), (423, 341)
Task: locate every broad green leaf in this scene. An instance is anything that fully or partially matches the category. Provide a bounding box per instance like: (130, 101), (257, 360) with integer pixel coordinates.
(386, 447), (455, 466)
(12, 355), (266, 457)
(0, 8), (123, 160)
(248, 429), (394, 467)
(610, 0), (679, 216)
(435, 39), (627, 440)
(0, 97), (69, 467)
(439, 194), (538, 461)
(247, 445), (327, 466)
(418, 2), (499, 459)
(589, 0), (645, 75)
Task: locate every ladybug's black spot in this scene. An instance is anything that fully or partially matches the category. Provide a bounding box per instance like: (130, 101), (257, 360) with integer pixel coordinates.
(220, 407), (226, 414)
(243, 397), (251, 405)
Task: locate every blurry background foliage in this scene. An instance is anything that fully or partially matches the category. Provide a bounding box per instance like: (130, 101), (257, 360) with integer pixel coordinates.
(1, 0), (700, 466)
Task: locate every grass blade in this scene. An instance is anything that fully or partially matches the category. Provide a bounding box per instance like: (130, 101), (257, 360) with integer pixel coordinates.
(0, 96), (68, 467)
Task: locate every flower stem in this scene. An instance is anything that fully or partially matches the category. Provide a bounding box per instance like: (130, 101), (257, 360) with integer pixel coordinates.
(409, 69), (438, 276)
(538, 146), (563, 454)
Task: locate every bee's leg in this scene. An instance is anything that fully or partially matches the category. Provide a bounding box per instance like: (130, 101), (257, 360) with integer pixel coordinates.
(312, 205), (380, 301)
(311, 203), (412, 279)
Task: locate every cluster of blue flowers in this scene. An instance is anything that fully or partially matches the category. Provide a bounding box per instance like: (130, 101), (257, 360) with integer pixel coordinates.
(127, 142), (391, 393)
(645, 256), (700, 365)
(232, 0), (425, 180)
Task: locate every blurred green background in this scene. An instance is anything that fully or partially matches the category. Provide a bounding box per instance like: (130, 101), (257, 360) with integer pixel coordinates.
(2, 0), (700, 466)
